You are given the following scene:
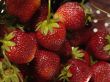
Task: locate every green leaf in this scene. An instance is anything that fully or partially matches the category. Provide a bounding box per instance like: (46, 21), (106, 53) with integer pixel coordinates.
(4, 32), (15, 40)
(36, 19), (60, 36)
(11, 74), (19, 82)
(103, 44), (110, 51)
(3, 77), (11, 82)
(105, 35), (110, 43)
(4, 41), (16, 47)
(49, 22), (59, 28)
(4, 45), (11, 52)
(72, 47), (84, 59)
(67, 72), (72, 78)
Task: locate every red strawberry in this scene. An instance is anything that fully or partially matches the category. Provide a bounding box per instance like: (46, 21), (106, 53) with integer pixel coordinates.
(54, 2), (85, 30)
(36, 0), (66, 51)
(59, 59), (92, 82)
(91, 61), (110, 82)
(36, 21), (66, 51)
(26, 0), (48, 29)
(36, 0), (48, 23)
(1, 29), (37, 64)
(71, 47), (91, 65)
(5, 0), (41, 23)
(88, 28), (110, 61)
(57, 40), (72, 57)
(33, 50), (60, 80)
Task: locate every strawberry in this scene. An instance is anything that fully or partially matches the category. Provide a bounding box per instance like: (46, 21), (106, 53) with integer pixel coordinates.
(26, 0), (48, 29)
(69, 26), (94, 46)
(58, 40), (72, 57)
(58, 59), (92, 82)
(5, 0), (41, 23)
(0, 29), (37, 64)
(91, 61), (110, 82)
(36, 0), (66, 51)
(33, 50), (60, 80)
(88, 28), (110, 61)
(36, 0), (48, 23)
(71, 47), (91, 65)
(54, 2), (85, 30)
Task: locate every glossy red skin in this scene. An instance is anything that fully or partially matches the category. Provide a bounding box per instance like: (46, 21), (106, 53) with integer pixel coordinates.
(79, 50), (91, 66)
(36, 0), (48, 23)
(6, 29), (37, 64)
(33, 50), (60, 80)
(36, 22), (66, 51)
(58, 40), (72, 57)
(54, 2), (85, 30)
(91, 62), (110, 82)
(89, 29), (110, 61)
(27, 0), (48, 29)
(5, 0), (41, 23)
(68, 59), (92, 82)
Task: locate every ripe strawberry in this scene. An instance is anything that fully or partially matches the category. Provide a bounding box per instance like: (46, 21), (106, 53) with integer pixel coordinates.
(54, 2), (85, 30)
(57, 40), (72, 57)
(36, 0), (48, 23)
(59, 59), (92, 82)
(36, 21), (66, 51)
(1, 29), (37, 64)
(36, 0), (66, 51)
(5, 0), (41, 23)
(91, 61), (110, 82)
(33, 50), (60, 80)
(26, 0), (48, 29)
(71, 47), (91, 65)
(88, 28), (110, 61)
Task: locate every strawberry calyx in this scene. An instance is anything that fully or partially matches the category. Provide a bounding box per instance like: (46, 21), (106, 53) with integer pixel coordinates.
(80, 0), (93, 24)
(36, 0), (59, 35)
(0, 32), (23, 81)
(58, 65), (72, 82)
(71, 47), (84, 60)
(103, 35), (110, 55)
(0, 59), (23, 82)
(36, 19), (59, 35)
(0, 32), (16, 52)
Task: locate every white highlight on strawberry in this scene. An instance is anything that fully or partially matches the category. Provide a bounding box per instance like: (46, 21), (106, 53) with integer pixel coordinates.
(107, 14), (110, 18)
(3, 1), (5, 5)
(93, 19), (98, 23)
(93, 28), (98, 33)
(96, 10), (101, 14)
(104, 23), (109, 27)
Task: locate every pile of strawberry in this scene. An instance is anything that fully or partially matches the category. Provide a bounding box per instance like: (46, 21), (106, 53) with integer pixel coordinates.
(0, 0), (110, 82)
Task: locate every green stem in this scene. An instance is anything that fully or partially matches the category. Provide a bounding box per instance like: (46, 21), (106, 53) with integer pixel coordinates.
(0, 40), (4, 43)
(2, 50), (12, 67)
(81, 0), (85, 5)
(91, 3), (110, 15)
(47, 0), (51, 23)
